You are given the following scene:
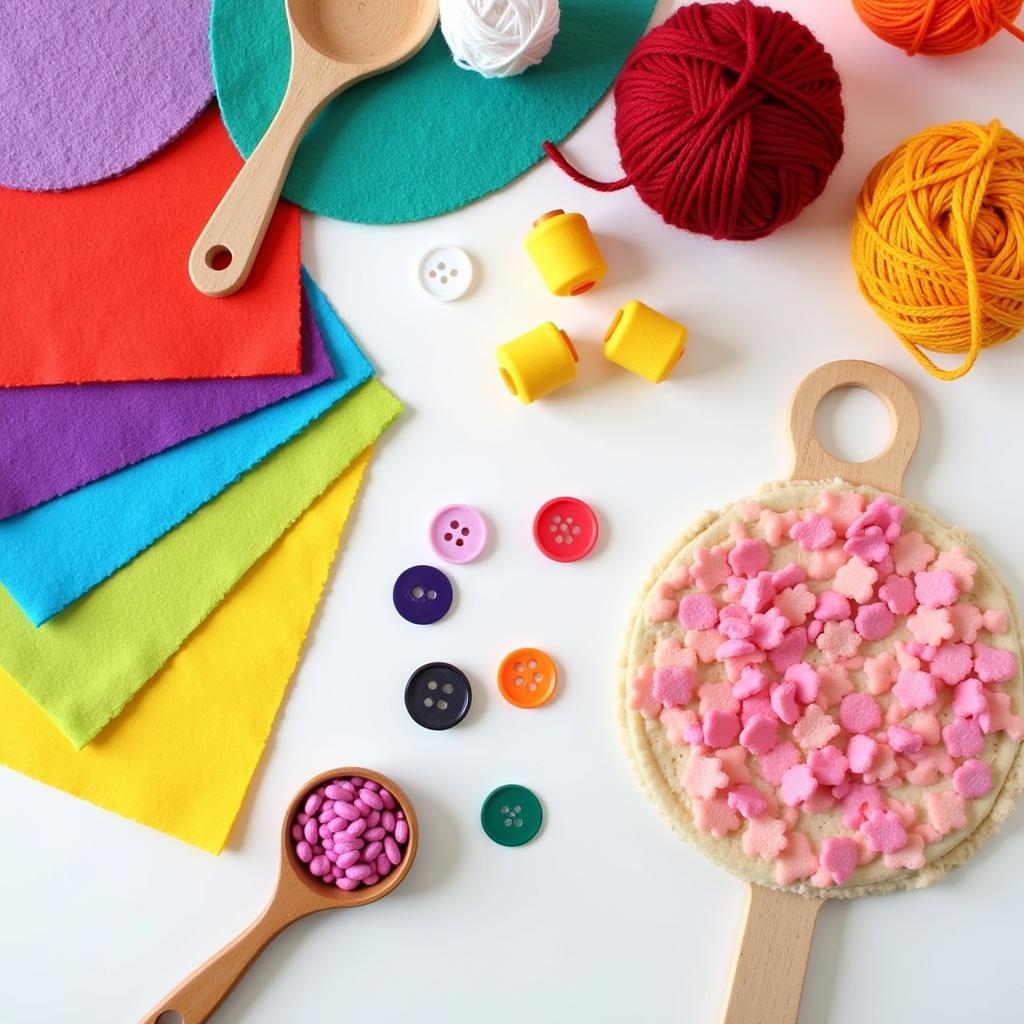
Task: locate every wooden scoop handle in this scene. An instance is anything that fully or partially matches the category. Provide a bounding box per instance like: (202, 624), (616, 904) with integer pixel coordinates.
(789, 360), (921, 496)
(189, 58), (351, 297)
(720, 884), (823, 1024)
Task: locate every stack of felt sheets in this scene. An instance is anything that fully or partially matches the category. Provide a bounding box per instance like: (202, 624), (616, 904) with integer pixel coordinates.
(0, 20), (401, 852)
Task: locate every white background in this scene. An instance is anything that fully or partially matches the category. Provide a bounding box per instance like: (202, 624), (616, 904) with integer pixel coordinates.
(2, 2), (1023, 1021)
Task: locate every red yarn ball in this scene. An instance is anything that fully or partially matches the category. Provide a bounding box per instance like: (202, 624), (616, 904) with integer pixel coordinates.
(545, 1), (845, 241)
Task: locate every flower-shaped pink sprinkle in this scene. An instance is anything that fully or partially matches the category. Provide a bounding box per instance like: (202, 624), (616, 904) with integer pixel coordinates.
(652, 666), (695, 708)
(924, 789), (967, 839)
(844, 524), (890, 564)
(953, 759), (992, 799)
(785, 662), (821, 704)
(739, 713), (779, 756)
(769, 626), (809, 672)
(973, 642), (1016, 684)
(914, 569), (959, 609)
(693, 546), (730, 593)
(628, 666), (661, 719)
(718, 604), (753, 640)
(677, 592), (718, 630)
(891, 531), (936, 576)
(693, 797), (742, 838)
(739, 572), (776, 615)
(942, 717), (983, 759)
(770, 680), (800, 725)
(840, 692), (883, 734)
(789, 513), (837, 551)
(742, 816), (789, 861)
(814, 590), (851, 622)
(681, 754), (729, 799)
(774, 831), (819, 885)
(727, 784), (768, 820)
(983, 609), (1009, 635)
(751, 608), (790, 651)
(757, 741), (800, 785)
(704, 709), (742, 748)
(887, 724), (923, 755)
(952, 677), (987, 718)
(948, 603), (983, 644)
(877, 574), (915, 616)
(846, 733), (878, 774)
(819, 836), (859, 885)
(929, 642), (973, 685)
(792, 704), (840, 751)
(808, 745), (849, 786)
(774, 584), (817, 627)
(817, 490), (865, 536)
(860, 808), (908, 854)
(848, 496), (904, 542)
(817, 619), (861, 661)
(892, 669), (938, 711)
(780, 763), (818, 807)
(772, 563), (805, 591)
(855, 601), (896, 641)
(728, 538), (770, 579)
(733, 665), (769, 700)
(933, 546), (977, 592)
(907, 607), (954, 647)
(834, 556), (878, 604)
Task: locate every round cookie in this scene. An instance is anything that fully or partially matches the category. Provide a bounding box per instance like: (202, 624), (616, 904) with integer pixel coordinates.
(620, 481), (1024, 898)
(0, 0), (214, 192)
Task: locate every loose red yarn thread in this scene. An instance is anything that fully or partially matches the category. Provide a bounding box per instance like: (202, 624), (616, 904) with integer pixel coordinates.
(544, 0), (845, 241)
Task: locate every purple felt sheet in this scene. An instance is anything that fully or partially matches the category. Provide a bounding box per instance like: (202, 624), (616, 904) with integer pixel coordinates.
(0, 287), (334, 521)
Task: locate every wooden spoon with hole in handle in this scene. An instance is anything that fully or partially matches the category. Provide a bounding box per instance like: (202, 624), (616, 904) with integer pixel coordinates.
(189, 0), (439, 297)
(140, 767), (419, 1024)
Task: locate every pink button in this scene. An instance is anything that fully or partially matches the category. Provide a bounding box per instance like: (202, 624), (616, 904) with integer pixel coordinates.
(429, 505), (487, 564)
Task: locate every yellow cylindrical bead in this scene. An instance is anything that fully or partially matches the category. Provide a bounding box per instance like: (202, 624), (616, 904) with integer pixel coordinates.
(604, 301), (688, 383)
(496, 322), (579, 404)
(524, 209), (608, 297)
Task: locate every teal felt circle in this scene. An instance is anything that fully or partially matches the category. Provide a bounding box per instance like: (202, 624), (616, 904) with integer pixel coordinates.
(210, 0), (657, 223)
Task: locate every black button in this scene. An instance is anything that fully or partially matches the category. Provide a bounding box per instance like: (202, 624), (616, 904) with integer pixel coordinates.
(405, 662), (472, 731)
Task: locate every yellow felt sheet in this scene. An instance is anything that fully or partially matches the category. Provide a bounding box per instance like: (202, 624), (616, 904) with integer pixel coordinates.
(0, 451), (370, 854)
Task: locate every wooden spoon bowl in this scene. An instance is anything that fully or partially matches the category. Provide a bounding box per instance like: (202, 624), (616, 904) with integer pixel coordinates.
(141, 767), (418, 1023)
(190, 0), (439, 297)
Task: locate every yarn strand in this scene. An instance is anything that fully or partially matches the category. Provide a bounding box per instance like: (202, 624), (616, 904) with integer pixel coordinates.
(853, 0), (1024, 55)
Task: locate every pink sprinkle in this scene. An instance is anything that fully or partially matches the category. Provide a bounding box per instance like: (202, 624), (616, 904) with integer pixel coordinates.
(949, 603), (983, 644)
(772, 563), (806, 591)
(742, 816), (789, 861)
(727, 784), (768, 820)
(769, 626), (808, 673)
(878, 574), (916, 617)
(807, 619), (823, 642)
(907, 606), (954, 647)
(983, 609), (1009, 635)
(973, 642), (1016, 684)
(840, 783), (884, 829)
(717, 638), (757, 660)
(952, 677), (987, 718)
(792, 704), (840, 751)
(808, 745), (849, 786)
(774, 584), (816, 627)
(693, 546), (730, 593)
(860, 808), (908, 854)
(757, 741), (800, 785)
(789, 514), (836, 551)
(733, 665), (768, 700)
(814, 590), (851, 622)
(817, 619), (862, 662)
(933, 546), (977, 591)
(682, 723), (705, 745)
(678, 593), (718, 630)
(719, 604), (753, 640)
(834, 557), (878, 604)
(820, 836), (859, 885)
(739, 573), (776, 615)
(682, 754), (729, 799)
(774, 830), (819, 885)
(953, 759), (992, 799)
(751, 608), (789, 651)
(929, 642), (973, 685)
(891, 531), (935, 576)
(848, 496), (904, 543)
(770, 680), (800, 725)
(780, 763), (818, 807)
(892, 669), (938, 711)
(887, 724), (923, 754)
(740, 693), (774, 725)
(942, 717), (984, 759)
(844, 525), (890, 564)
(693, 798), (742, 837)
(729, 538), (770, 578)
(703, 709), (742, 749)
(914, 569), (959, 609)
(855, 602), (896, 642)
(924, 789), (967, 838)
(817, 490), (865, 535)
(739, 713), (779, 757)
(839, 692), (882, 734)
(846, 734), (878, 774)
(652, 666), (695, 708)
(784, 662), (821, 704)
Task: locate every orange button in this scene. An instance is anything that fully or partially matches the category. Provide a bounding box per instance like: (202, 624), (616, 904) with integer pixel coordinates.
(498, 648), (558, 708)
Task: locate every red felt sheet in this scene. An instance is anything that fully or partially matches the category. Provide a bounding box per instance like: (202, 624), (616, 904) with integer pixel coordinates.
(0, 109), (301, 386)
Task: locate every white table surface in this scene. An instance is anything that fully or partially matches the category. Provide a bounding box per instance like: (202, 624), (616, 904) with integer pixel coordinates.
(3, 2), (1023, 1021)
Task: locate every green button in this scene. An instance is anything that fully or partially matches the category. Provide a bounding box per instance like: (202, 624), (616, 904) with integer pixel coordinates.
(481, 785), (543, 847)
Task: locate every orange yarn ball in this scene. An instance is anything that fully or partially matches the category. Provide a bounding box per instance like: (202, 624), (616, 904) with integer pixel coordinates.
(853, 0), (1024, 55)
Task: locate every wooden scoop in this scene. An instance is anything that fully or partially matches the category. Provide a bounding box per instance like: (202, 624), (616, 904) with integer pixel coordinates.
(720, 360), (921, 1024)
(140, 767), (419, 1024)
(189, 0), (439, 297)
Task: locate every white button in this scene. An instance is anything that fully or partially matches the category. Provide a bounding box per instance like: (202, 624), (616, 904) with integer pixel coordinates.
(418, 245), (474, 301)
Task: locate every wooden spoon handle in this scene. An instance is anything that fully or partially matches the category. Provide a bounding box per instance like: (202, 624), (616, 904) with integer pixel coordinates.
(720, 884), (823, 1024)
(788, 359), (920, 496)
(139, 897), (302, 1024)
(188, 67), (344, 297)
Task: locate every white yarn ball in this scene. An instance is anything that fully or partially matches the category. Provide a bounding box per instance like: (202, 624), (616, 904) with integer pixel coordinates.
(439, 0), (561, 79)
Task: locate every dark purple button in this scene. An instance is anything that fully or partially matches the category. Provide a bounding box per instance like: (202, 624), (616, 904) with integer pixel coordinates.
(392, 565), (453, 625)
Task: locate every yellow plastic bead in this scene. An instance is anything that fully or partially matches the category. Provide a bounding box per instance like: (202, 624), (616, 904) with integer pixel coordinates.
(524, 209), (608, 297)
(604, 301), (688, 383)
(496, 322), (579, 404)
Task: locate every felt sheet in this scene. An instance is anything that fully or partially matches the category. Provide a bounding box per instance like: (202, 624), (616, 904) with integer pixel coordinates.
(0, 109), (301, 386)
(0, 1), (214, 191)
(0, 284), (334, 522)
(0, 452), (370, 854)
(211, 0), (657, 222)
(0, 273), (369, 625)
(0, 379), (402, 749)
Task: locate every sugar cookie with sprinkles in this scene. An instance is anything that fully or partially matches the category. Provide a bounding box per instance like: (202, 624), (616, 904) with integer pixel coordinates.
(620, 364), (1023, 915)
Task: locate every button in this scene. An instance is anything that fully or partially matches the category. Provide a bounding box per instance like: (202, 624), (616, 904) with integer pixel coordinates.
(429, 504), (488, 564)
(392, 565), (453, 625)
(498, 648), (557, 708)
(533, 497), (599, 562)
(481, 785), (543, 847)
(419, 245), (474, 301)
(405, 662), (472, 730)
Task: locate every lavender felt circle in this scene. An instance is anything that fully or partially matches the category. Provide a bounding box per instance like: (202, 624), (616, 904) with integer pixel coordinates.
(0, 0), (215, 191)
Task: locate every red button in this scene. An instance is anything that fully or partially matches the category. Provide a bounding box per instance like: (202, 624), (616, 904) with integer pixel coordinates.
(532, 497), (599, 562)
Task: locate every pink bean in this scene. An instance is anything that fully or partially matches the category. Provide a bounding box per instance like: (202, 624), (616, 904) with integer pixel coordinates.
(324, 849), (339, 863)
(367, 810), (381, 828)
(348, 776), (365, 788)
(291, 824), (304, 841)
(394, 819), (409, 844)
(318, 806), (337, 824)
(325, 818), (347, 834)
(345, 863), (373, 881)
(304, 793), (323, 816)
(381, 811), (396, 832)
(359, 788), (384, 811)
(362, 780), (380, 792)
(310, 855), (330, 877)
(376, 854), (392, 876)
(297, 812), (309, 826)
(364, 827), (386, 841)
(363, 841), (383, 861)
(303, 819), (319, 844)
(384, 836), (402, 865)
(362, 874), (380, 886)
(335, 849), (361, 869)
(334, 836), (364, 851)
(334, 801), (360, 822)
(379, 789), (396, 811)
(296, 841), (313, 863)
(336, 877), (359, 891)
(346, 818), (367, 837)
(354, 799), (371, 815)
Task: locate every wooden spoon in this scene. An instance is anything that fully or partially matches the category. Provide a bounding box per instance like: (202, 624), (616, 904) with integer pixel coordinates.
(190, 0), (439, 297)
(140, 767), (419, 1023)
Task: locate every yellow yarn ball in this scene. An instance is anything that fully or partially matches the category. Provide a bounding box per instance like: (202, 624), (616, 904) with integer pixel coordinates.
(852, 120), (1024, 380)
